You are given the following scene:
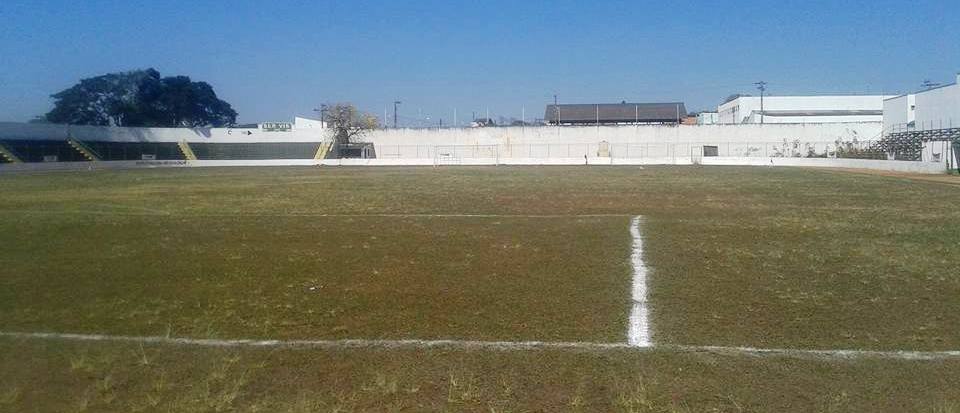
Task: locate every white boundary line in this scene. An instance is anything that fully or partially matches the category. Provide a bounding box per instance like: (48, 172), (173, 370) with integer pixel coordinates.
(3, 331), (960, 360)
(0, 211), (632, 218)
(0, 331), (627, 351)
(628, 216), (651, 347)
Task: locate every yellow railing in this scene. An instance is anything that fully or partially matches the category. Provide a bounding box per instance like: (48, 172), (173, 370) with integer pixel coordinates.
(0, 142), (21, 163)
(67, 139), (99, 161)
(178, 140), (197, 160)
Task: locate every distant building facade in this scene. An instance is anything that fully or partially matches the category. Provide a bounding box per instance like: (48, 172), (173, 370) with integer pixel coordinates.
(696, 112), (719, 125)
(718, 95), (891, 124)
(883, 73), (960, 133)
(294, 116), (326, 129)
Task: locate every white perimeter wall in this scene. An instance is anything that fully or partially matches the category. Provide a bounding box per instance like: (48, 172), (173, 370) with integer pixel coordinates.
(1, 122), (882, 146)
(0, 156), (948, 174)
(364, 123), (882, 146)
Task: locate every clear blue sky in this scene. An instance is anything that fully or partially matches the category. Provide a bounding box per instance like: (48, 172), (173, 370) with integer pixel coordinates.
(1, 0), (958, 126)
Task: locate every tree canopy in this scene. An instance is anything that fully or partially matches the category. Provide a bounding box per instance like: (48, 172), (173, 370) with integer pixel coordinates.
(322, 103), (380, 144)
(44, 68), (237, 127)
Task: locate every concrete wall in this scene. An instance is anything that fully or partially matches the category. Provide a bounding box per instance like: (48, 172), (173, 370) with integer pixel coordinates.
(1, 156), (948, 174)
(1, 121), (883, 146)
(364, 123), (882, 146)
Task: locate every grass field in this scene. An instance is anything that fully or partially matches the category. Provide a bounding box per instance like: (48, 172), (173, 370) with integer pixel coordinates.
(1, 165), (960, 411)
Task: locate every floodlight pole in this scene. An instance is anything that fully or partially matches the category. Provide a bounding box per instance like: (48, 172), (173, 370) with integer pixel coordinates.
(393, 100), (401, 129)
(521, 106), (525, 131)
(596, 104), (600, 136)
(754, 81), (767, 124)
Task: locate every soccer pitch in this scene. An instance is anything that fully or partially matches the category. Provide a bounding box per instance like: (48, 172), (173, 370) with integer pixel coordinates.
(1, 166), (960, 411)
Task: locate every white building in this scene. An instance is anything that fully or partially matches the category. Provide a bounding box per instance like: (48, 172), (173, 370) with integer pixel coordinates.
(883, 73), (960, 133)
(881, 94), (915, 133)
(696, 112), (718, 125)
(718, 95), (891, 124)
(294, 116), (326, 129)
(914, 73), (960, 131)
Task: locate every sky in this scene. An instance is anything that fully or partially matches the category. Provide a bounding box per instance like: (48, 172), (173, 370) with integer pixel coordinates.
(1, 0), (958, 126)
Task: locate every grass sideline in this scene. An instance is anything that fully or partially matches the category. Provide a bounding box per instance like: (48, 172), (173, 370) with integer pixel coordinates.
(1, 165), (959, 410)
(2, 337), (960, 412)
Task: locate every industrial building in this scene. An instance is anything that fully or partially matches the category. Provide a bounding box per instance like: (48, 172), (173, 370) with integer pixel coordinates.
(697, 112), (719, 125)
(718, 95), (891, 124)
(883, 73), (960, 133)
(882, 73), (959, 168)
(545, 102), (686, 125)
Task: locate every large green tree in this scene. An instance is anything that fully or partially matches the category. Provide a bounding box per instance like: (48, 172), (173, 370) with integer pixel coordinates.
(44, 69), (237, 127)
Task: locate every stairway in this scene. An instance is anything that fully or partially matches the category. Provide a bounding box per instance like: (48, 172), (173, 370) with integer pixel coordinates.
(67, 138), (99, 161)
(314, 142), (333, 160)
(178, 140), (197, 160)
(0, 142), (21, 163)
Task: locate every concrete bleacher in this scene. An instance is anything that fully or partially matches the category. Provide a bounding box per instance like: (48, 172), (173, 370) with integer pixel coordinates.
(82, 141), (185, 161)
(189, 142), (322, 160)
(0, 139), (90, 163)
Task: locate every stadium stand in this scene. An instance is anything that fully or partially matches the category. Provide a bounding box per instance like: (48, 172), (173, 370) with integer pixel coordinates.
(0, 142), (19, 163)
(189, 142), (322, 160)
(81, 141), (186, 161)
(0, 139), (90, 162)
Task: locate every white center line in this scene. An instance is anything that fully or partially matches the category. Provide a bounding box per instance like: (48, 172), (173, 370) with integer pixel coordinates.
(628, 215), (651, 347)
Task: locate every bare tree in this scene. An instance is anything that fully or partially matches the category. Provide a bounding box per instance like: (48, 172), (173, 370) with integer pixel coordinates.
(323, 103), (379, 145)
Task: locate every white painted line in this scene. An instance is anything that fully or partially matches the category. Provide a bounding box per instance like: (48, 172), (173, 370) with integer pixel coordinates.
(3, 331), (960, 360)
(0, 210), (632, 218)
(628, 215), (651, 347)
(0, 331), (628, 351)
(667, 344), (960, 361)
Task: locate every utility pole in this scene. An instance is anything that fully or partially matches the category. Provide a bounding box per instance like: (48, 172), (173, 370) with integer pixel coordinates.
(922, 80), (941, 90)
(312, 104), (328, 128)
(454, 108), (457, 128)
(393, 100), (401, 128)
(754, 81), (767, 124)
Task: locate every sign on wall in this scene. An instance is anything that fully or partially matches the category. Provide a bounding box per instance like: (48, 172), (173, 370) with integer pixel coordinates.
(260, 122), (292, 132)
